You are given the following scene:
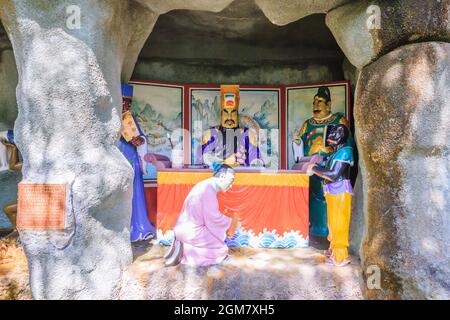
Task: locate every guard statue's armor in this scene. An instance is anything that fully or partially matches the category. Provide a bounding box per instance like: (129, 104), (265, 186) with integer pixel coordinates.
(298, 113), (349, 157)
(293, 86), (352, 237)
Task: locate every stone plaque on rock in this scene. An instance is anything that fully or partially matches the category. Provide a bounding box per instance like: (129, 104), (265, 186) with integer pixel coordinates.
(17, 183), (67, 229)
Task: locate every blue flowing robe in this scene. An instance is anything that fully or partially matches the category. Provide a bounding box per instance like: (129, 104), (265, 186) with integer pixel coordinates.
(119, 116), (156, 242)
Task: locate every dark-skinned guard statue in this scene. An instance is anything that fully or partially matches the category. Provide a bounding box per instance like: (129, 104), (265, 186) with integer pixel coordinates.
(307, 124), (354, 267)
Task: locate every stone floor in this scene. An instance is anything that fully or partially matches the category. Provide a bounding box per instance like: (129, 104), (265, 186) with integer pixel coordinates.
(0, 235), (365, 300)
(126, 238), (365, 300)
(0, 237), (31, 300)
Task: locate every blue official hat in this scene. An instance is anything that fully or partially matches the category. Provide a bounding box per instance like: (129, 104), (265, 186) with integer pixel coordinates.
(121, 83), (134, 98)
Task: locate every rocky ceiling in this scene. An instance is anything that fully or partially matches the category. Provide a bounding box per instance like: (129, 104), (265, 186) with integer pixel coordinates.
(0, 0), (347, 69)
(138, 0), (344, 63)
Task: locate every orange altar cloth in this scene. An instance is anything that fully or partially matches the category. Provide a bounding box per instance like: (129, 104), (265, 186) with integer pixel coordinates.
(156, 169), (310, 248)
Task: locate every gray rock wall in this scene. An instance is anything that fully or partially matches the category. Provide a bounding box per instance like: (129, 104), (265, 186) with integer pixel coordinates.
(327, 0), (450, 299)
(255, 0), (352, 25)
(132, 58), (343, 85)
(0, 49), (17, 131)
(355, 42), (450, 299)
(326, 0), (450, 69)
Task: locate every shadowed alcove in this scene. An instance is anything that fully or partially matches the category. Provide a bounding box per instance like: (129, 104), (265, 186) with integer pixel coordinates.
(132, 0), (347, 85)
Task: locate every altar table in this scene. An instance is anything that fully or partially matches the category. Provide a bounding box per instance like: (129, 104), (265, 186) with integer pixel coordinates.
(156, 168), (310, 248)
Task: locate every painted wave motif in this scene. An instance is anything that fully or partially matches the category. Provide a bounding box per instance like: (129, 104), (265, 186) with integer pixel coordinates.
(226, 229), (308, 248)
(157, 228), (308, 248)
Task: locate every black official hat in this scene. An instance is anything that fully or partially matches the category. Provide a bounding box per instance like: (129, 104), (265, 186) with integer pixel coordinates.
(314, 86), (331, 102)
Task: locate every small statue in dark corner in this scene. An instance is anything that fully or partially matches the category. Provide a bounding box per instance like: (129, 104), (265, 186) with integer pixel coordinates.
(1, 130), (22, 239)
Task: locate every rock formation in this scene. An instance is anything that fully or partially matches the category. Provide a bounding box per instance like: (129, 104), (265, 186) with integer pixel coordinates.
(0, 0), (157, 299)
(355, 42), (449, 299)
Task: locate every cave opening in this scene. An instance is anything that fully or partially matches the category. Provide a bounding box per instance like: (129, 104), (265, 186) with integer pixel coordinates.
(127, 0), (362, 256)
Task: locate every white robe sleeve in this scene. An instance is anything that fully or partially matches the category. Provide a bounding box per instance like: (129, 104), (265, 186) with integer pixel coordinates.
(0, 131), (10, 172)
(292, 139), (304, 162)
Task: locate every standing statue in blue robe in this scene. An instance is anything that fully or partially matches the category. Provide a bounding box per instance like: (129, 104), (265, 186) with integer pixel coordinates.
(119, 83), (156, 242)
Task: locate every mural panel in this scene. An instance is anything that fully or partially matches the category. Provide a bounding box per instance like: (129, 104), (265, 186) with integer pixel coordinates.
(287, 83), (349, 169)
(130, 83), (183, 179)
(190, 88), (280, 169)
